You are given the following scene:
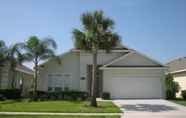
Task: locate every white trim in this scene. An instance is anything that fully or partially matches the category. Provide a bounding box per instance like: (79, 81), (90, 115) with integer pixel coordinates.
(101, 51), (134, 67)
(15, 68), (34, 75)
(100, 67), (166, 70)
(169, 69), (186, 74)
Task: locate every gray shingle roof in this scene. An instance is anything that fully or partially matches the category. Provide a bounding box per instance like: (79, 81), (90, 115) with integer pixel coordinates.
(166, 57), (186, 73)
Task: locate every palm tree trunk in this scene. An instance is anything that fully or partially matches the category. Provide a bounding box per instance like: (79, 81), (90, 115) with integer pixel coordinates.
(90, 48), (98, 107)
(8, 64), (15, 89)
(11, 69), (16, 89)
(33, 58), (38, 100)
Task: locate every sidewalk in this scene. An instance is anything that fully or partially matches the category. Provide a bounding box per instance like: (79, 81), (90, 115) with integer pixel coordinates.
(0, 112), (122, 116)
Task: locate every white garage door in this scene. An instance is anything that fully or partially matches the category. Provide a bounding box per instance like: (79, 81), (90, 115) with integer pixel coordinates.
(104, 76), (163, 99)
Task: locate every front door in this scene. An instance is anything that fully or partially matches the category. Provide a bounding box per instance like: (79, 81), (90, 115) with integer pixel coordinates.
(87, 65), (103, 97)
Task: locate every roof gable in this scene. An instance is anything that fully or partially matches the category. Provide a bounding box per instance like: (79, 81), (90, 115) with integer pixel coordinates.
(102, 51), (163, 68)
(166, 57), (186, 73)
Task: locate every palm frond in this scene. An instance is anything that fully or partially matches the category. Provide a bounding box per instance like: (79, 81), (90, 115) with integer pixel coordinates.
(81, 12), (94, 31)
(75, 10), (119, 51)
(39, 49), (55, 61)
(73, 29), (91, 50)
(42, 37), (57, 49)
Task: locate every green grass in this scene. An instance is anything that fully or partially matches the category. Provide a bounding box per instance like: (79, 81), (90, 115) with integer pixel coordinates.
(0, 100), (121, 113)
(171, 99), (186, 106)
(0, 116), (120, 118)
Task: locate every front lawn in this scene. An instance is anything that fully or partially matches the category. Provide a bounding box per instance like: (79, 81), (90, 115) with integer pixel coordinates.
(0, 116), (120, 118)
(171, 99), (186, 106)
(0, 100), (121, 113)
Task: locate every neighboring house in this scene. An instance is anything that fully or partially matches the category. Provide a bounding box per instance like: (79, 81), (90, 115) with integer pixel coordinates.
(166, 57), (186, 97)
(0, 63), (33, 96)
(38, 45), (165, 99)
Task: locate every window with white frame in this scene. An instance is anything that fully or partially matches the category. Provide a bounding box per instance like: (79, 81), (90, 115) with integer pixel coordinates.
(47, 73), (72, 92)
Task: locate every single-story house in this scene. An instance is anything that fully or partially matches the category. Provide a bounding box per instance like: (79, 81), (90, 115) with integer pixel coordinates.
(0, 62), (33, 96)
(166, 57), (186, 97)
(38, 45), (166, 99)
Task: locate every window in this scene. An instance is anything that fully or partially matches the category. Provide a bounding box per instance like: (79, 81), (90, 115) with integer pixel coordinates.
(47, 73), (72, 92)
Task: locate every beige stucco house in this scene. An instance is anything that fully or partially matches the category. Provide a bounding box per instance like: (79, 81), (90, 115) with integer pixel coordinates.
(38, 45), (165, 99)
(167, 57), (186, 97)
(0, 63), (33, 96)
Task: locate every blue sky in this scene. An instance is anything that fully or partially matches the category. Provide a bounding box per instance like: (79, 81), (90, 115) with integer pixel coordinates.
(0, 0), (186, 67)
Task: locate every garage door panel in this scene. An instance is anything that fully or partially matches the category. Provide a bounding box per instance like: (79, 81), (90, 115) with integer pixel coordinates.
(104, 76), (163, 99)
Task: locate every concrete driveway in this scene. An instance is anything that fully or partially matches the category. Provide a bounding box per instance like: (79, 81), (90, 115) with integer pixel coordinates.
(113, 99), (186, 118)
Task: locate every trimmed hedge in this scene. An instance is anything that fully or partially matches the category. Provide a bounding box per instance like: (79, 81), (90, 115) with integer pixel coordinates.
(29, 91), (88, 101)
(0, 89), (21, 99)
(181, 90), (186, 100)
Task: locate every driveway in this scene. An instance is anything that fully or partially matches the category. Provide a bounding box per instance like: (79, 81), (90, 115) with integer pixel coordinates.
(113, 99), (186, 118)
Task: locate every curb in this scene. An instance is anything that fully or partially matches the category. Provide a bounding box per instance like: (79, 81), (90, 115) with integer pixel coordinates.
(0, 112), (123, 116)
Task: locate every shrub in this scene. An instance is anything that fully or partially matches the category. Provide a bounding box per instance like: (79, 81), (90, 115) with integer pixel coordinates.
(0, 94), (6, 101)
(29, 91), (48, 101)
(29, 90), (88, 101)
(62, 91), (88, 100)
(181, 90), (186, 100)
(0, 89), (21, 99)
(165, 74), (180, 99)
(102, 92), (110, 100)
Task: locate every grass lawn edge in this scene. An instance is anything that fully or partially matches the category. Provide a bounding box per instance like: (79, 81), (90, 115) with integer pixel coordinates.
(0, 100), (122, 113)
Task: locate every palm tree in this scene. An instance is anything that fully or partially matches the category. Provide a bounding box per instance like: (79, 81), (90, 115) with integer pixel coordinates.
(7, 43), (25, 89)
(73, 10), (120, 107)
(23, 36), (57, 99)
(0, 41), (25, 89)
(0, 40), (8, 88)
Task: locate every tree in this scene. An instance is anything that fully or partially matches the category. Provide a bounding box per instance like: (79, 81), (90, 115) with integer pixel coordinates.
(165, 74), (180, 99)
(0, 40), (24, 89)
(7, 43), (25, 89)
(0, 40), (8, 88)
(73, 11), (120, 107)
(23, 36), (57, 100)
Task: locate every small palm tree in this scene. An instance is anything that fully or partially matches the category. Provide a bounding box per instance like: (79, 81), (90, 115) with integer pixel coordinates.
(23, 36), (57, 99)
(73, 10), (120, 107)
(7, 43), (25, 89)
(0, 40), (24, 89)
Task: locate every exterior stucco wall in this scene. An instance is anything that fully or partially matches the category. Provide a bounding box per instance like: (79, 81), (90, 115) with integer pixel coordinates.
(0, 63), (11, 89)
(21, 73), (33, 96)
(111, 52), (160, 66)
(103, 68), (165, 99)
(173, 72), (186, 97)
(79, 52), (125, 91)
(0, 64), (33, 96)
(38, 52), (80, 91)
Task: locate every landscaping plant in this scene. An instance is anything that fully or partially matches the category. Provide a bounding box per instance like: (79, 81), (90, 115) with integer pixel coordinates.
(22, 36), (57, 100)
(73, 10), (120, 107)
(165, 74), (180, 99)
(181, 90), (186, 100)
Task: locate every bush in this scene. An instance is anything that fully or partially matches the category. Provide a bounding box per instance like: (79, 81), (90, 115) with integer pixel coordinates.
(0, 94), (6, 101)
(0, 89), (21, 99)
(181, 90), (186, 100)
(29, 90), (88, 101)
(165, 74), (180, 99)
(63, 91), (88, 100)
(102, 92), (110, 100)
(166, 90), (175, 100)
